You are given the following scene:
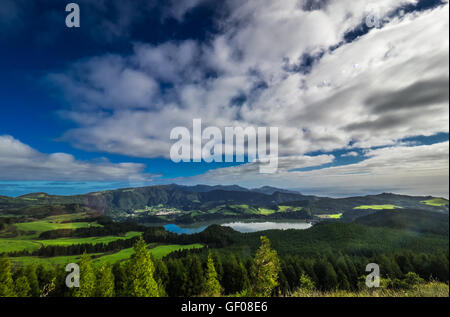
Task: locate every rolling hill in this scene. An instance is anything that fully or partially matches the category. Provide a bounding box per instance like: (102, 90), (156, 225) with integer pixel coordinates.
(0, 184), (447, 223)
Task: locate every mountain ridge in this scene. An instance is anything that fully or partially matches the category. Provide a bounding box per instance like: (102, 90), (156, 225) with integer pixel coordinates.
(0, 184), (448, 223)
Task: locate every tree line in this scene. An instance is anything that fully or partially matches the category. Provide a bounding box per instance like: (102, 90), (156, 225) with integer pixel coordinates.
(1, 236), (447, 297)
(7, 237), (140, 258)
(0, 236), (281, 297)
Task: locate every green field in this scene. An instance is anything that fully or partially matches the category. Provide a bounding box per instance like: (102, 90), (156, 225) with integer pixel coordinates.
(95, 243), (203, 264)
(36, 231), (142, 246)
(148, 244), (203, 259)
(10, 253), (103, 267)
(13, 220), (100, 238)
(0, 239), (42, 253)
(278, 206), (303, 212)
(257, 208), (276, 215)
(230, 205), (278, 215)
(317, 213), (343, 219)
(10, 243), (204, 267)
(0, 231), (142, 253)
(354, 205), (401, 210)
(421, 198), (448, 207)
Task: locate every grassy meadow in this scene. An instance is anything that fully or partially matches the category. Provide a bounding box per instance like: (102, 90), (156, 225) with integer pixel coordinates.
(354, 205), (401, 210)
(9, 243), (204, 267)
(1, 211), (205, 269)
(291, 282), (449, 297)
(421, 198), (449, 207)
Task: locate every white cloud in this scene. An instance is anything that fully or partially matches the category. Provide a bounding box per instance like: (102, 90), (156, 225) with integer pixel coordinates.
(341, 151), (359, 157)
(48, 1), (448, 160)
(197, 154), (335, 176)
(39, 1), (449, 197)
(0, 135), (156, 182)
(177, 142), (449, 198)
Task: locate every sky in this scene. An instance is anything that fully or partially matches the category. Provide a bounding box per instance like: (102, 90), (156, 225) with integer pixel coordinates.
(0, 0), (448, 198)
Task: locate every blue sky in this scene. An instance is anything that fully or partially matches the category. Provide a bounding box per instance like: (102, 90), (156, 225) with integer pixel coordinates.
(0, 0), (448, 197)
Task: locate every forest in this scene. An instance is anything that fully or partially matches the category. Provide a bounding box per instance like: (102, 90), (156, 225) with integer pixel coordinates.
(0, 220), (448, 297)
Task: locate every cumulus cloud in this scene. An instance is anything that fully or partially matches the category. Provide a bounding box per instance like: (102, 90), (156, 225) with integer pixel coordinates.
(35, 0), (449, 197)
(178, 142), (449, 198)
(46, 1), (448, 160)
(197, 154), (335, 176)
(0, 135), (156, 182)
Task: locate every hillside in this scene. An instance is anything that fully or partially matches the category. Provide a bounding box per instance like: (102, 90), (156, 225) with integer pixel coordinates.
(0, 184), (447, 223)
(354, 209), (449, 236)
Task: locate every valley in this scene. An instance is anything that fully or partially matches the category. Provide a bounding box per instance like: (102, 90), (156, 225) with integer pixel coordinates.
(0, 184), (448, 297)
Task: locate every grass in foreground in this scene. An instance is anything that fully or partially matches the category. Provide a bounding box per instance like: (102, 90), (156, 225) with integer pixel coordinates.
(291, 282), (449, 297)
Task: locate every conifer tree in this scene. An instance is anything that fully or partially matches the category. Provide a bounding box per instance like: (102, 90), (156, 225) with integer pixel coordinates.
(73, 253), (96, 297)
(251, 236), (281, 297)
(95, 263), (115, 297)
(153, 258), (169, 297)
(299, 273), (315, 291)
(314, 260), (338, 291)
(14, 276), (31, 297)
(126, 237), (160, 297)
(25, 264), (40, 297)
(186, 255), (205, 296)
(0, 255), (15, 297)
(204, 252), (222, 297)
(112, 262), (127, 297)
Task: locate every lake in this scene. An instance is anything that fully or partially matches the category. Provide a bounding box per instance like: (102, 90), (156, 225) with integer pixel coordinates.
(163, 221), (313, 235)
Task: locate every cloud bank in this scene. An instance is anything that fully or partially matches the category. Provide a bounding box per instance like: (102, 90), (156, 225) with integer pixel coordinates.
(1, 0), (448, 197)
(48, 1), (448, 160)
(0, 135), (155, 182)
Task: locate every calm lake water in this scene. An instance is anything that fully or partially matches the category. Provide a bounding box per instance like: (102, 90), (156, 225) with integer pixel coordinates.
(164, 221), (312, 235)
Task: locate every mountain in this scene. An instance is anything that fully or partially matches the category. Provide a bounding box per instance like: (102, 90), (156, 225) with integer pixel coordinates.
(170, 184), (250, 193)
(250, 186), (301, 195)
(354, 209), (449, 236)
(0, 184), (447, 223)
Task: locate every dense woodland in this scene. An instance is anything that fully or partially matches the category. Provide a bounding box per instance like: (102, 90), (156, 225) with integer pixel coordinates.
(1, 223), (449, 297)
(1, 235), (447, 297)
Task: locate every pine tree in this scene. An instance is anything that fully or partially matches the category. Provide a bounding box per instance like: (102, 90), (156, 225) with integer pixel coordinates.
(186, 255), (205, 296)
(0, 255), (15, 297)
(153, 258), (169, 297)
(126, 237), (160, 297)
(25, 264), (40, 297)
(251, 236), (281, 297)
(95, 263), (115, 297)
(73, 253), (96, 297)
(299, 273), (315, 291)
(314, 260), (338, 291)
(166, 258), (187, 297)
(204, 252), (222, 297)
(112, 262), (127, 297)
(14, 276), (31, 297)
